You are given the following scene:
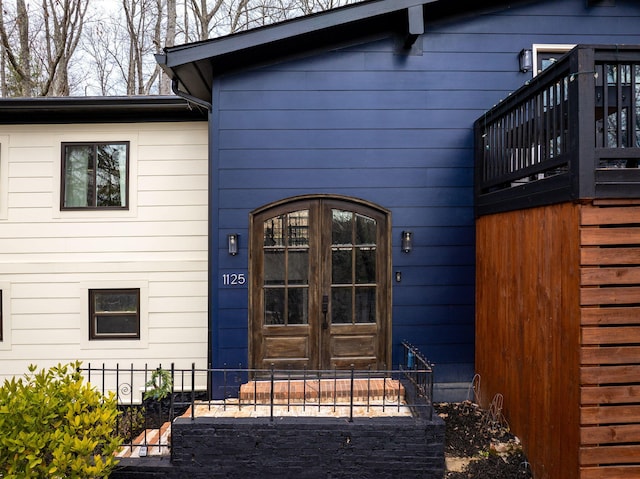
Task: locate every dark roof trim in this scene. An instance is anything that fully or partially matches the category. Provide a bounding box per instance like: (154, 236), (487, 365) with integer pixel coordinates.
(0, 96), (208, 125)
(157, 0), (435, 103)
(161, 0), (429, 67)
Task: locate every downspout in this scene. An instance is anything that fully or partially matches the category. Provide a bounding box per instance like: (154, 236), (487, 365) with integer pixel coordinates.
(170, 76), (214, 399)
(171, 78), (212, 111)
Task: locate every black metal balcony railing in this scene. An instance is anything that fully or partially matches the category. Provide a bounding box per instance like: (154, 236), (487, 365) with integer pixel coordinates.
(82, 342), (434, 455)
(475, 45), (640, 215)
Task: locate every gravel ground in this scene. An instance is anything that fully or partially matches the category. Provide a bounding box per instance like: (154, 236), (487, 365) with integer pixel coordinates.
(435, 401), (534, 479)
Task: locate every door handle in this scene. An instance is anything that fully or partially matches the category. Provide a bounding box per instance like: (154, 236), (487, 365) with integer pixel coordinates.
(322, 295), (329, 329)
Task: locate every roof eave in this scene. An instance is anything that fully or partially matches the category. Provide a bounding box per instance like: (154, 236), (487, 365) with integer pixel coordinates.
(0, 96), (208, 125)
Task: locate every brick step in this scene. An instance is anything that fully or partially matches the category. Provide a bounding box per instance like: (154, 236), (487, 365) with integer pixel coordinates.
(239, 378), (405, 403)
(116, 421), (171, 458)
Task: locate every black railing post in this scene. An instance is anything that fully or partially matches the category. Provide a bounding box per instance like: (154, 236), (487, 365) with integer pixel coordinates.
(303, 367), (307, 411)
(101, 363), (106, 397)
(270, 364), (275, 422)
(223, 366), (227, 411)
(191, 363), (196, 421)
(170, 363), (175, 424)
(349, 365), (355, 423)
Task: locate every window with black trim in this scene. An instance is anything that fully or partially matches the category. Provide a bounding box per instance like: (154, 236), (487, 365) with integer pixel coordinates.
(62, 142), (129, 209)
(89, 289), (140, 340)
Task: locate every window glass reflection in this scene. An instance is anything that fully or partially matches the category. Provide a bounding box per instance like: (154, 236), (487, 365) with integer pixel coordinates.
(331, 288), (351, 324)
(332, 210), (352, 245)
(288, 289), (308, 324)
(356, 248), (376, 284)
(332, 249), (352, 284)
(355, 287), (376, 323)
(264, 288), (285, 325)
(355, 214), (376, 245)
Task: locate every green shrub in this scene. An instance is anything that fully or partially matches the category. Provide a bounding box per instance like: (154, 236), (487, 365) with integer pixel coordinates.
(0, 361), (122, 478)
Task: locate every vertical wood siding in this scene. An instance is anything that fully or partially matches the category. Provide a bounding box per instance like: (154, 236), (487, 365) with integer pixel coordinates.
(476, 203), (582, 479)
(580, 203), (640, 479)
(0, 123), (209, 388)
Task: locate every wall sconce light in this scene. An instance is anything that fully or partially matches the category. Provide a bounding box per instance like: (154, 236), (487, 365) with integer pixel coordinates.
(228, 233), (239, 256)
(401, 231), (413, 253)
(519, 48), (533, 73)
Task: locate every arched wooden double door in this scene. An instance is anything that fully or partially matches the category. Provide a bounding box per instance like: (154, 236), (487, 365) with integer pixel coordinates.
(249, 196), (391, 371)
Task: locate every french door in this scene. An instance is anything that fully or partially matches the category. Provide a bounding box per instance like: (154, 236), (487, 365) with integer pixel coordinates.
(249, 196), (391, 371)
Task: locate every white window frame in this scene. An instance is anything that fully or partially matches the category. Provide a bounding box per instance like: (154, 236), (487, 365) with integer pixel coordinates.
(532, 44), (576, 77)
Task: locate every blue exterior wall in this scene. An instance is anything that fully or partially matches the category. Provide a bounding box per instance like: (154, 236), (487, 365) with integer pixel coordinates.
(209, 0), (640, 392)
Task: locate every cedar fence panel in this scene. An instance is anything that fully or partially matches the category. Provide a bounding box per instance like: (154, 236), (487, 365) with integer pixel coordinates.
(580, 204), (640, 479)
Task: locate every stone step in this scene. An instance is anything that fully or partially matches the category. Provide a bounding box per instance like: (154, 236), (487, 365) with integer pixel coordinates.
(239, 378), (405, 403)
(116, 422), (171, 458)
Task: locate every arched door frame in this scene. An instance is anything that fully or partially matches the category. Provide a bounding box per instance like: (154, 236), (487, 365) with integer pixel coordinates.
(249, 194), (392, 371)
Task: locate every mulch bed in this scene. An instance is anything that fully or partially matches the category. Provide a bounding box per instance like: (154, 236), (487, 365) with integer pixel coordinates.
(435, 401), (534, 479)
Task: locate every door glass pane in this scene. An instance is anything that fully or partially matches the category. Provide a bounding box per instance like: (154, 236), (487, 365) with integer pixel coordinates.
(332, 249), (352, 284)
(355, 287), (376, 323)
(263, 209), (309, 326)
(264, 250), (285, 285)
(288, 211), (309, 246)
(264, 288), (285, 325)
(264, 216), (285, 246)
(356, 247), (376, 283)
(332, 210), (353, 245)
(355, 214), (376, 245)
(288, 288), (308, 324)
(288, 249), (308, 285)
(331, 288), (351, 324)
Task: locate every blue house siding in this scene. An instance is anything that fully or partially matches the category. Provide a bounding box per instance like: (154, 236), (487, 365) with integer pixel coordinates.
(207, 0), (640, 394)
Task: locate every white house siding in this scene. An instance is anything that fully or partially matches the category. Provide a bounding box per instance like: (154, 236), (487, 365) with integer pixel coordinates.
(0, 122), (209, 401)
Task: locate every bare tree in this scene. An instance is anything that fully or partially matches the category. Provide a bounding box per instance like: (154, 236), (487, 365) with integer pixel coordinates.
(188, 0), (225, 41)
(1, 0), (362, 97)
(0, 0), (88, 96)
(160, 0), (176, 93)
(0, 0), (34, 96)
(42, 0), (89, 95)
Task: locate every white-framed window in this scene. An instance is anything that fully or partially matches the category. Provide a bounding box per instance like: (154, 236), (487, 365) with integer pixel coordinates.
(532, 44), (576, 76)
(61, 142), (129, 210)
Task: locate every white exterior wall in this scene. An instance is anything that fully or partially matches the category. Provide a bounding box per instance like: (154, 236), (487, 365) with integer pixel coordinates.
(0, 121), (209, 401)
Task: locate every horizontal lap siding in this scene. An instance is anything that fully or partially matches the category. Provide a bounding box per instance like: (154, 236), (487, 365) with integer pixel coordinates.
(0, 123), (209, 387)
(476, 203), (581, 479)
(580, 204), (640, 479)
(213, 0), (640, 387)
(214, 36), (482, 379)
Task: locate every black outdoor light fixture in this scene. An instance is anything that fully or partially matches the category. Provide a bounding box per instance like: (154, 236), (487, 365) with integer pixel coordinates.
(519, 48), (533, 73)
(228, 233), (239, 256)
(401, 230), (413, 253)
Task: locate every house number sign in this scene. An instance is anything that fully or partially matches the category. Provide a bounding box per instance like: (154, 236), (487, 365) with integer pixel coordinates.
(222, 273), (246, 286)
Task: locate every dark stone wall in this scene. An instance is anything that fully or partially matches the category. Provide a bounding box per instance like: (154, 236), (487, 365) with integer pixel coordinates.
(112, 414), (445, 479)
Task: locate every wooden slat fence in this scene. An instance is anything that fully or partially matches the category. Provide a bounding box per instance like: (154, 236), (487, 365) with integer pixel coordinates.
(580, 204), (640, 479)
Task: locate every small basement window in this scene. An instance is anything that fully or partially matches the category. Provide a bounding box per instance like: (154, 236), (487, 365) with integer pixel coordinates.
(89, 288), (140, 340)
(61, 142), (129, 209)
